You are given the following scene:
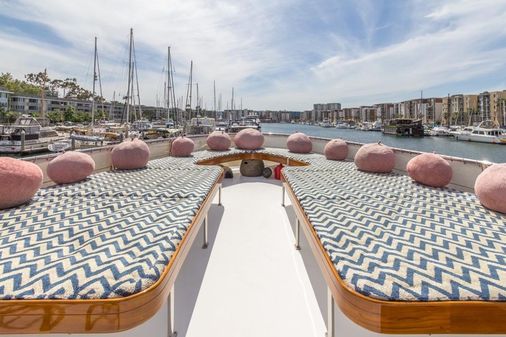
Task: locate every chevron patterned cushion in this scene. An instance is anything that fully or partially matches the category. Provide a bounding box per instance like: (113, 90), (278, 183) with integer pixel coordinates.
(0, 157), (221, 299)
(284, 161), (506, 301)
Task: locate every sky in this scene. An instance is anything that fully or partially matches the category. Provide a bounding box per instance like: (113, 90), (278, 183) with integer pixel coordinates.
(0, 0), (505, 111)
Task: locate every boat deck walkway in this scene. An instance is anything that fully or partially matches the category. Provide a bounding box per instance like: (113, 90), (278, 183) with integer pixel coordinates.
(176, 174), (325, 337)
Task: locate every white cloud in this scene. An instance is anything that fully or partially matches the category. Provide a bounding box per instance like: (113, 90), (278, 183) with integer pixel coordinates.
(1, 0), (506, 110)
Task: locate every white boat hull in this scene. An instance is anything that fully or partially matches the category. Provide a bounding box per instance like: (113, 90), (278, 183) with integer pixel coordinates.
(456, 133), (506, 144)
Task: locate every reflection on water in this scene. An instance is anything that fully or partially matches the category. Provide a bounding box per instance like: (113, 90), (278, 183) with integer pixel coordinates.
(261, 123), (506, 163)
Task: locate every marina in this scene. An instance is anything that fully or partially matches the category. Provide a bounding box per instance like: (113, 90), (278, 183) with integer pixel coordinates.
(1, 1), (506, 336)
(262, 123), (506, 163)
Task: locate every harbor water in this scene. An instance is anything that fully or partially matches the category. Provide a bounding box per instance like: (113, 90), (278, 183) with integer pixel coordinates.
(261, 123), (506, 163)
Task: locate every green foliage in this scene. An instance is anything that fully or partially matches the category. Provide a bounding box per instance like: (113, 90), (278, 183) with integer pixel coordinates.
(1, 72), (93, 100)
(2, 111), (20, 123)
(64, 105), (76, 122)
(0, 73), (39, 95)
(47, 110), (63, 123)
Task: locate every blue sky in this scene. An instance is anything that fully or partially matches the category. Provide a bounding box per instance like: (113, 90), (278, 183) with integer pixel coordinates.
(0, 0), (505, 110)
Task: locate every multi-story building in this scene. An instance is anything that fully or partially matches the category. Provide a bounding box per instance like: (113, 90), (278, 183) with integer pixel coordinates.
(478, 91), (491, 122)
(490, 90), (506, 126)
(373, 103), (394, 122)
(313, 102), (341, 123)
(0, 87), (12, 111)
(463, 94), (479, 125)
(359, 106), (376, 122)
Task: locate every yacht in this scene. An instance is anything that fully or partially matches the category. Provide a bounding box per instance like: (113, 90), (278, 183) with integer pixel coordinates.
(430, 125), (452, 136)
(0, 114), (63, 154)
(454, 120), (506, 144)
(228, 115), (261, 132)
(1, 133), (505, 337)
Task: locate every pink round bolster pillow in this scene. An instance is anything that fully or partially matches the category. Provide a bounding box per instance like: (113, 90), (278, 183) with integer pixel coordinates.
(407, 153), (452, 187)
(287, 132), (312, 153)
(0, 157), (43, 209)
(207, 131), (231, 151)
(234, 128), (264, 150)
(474, 163), (506, 214)
(112, 138), (150, 169)
(324, 139), (348, 161)
(171, 136), (195, 157)
(354, 143), (395, 173)
(47, 151), (96, 184)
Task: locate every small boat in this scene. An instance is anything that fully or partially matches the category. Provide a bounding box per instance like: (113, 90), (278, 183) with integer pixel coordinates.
(430, 126), (452, 136)
(320, 120), (333, 128)
(215, 120), (228, 132)
(454, 120), (506, 144)
(48, 139), (72, 152)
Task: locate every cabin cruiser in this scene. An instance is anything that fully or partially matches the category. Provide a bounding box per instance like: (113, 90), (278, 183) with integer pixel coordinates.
(0, 114), (62, 154)
(214, 120), (228, 132)
(1, 133), (505, 337)
(429, 125), (452, 136)
(319, 120), (333, 128)
(228, 116), (261, 132)
(131, 119), (153, 132)
(188, 116), (215, 134)
(454, 120), (506, 144)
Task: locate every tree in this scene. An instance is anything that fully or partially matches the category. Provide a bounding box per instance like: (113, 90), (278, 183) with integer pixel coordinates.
(3, 111), (19, 123)
(48, 110), (63, 124)
(64, 105), (76, 122)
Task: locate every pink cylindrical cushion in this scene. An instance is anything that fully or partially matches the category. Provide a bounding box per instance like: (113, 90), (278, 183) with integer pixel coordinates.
(324, 139), (348, 161)
(234, 128), (264, 150)
(354, 143), (395, 173)
(0, 157), (43, 209)
(171, 137), (194, 157)
(407, 153), (452, 187)
(47, 151), (96, 184)
(474, 164), (506, 214)
(111, 139), (150, 169)
(287, 132), (312, 153)
(207, 131), (231, 151)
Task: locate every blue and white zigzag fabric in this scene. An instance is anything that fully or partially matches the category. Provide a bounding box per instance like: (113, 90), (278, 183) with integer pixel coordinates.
(283, 161), (506, 301)
(0, 158), (221, 300)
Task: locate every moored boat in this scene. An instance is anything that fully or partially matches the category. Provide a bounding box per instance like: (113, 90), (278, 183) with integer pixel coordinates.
(383, 118), (424, 137)
(454, 120), (506, 144)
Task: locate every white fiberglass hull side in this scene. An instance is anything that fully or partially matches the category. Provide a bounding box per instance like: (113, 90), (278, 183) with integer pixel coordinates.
(456, 133), (506, 144)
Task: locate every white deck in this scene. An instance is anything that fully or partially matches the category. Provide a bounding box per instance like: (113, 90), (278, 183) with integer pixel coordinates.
(10, 171), (506, 337)
(179, 174), (325, 337)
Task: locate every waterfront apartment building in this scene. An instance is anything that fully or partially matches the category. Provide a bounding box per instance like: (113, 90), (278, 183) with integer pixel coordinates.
(313, 102), (341, 123)
(373, 103), (395, 122)
(477, 91), (506, 126)
(359, 106), (376, 122)
(0, 90), (167, 123)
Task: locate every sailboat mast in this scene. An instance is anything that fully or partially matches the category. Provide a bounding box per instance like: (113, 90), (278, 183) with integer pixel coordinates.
(125, 28), (133, 125)
(213, 80), (216, 119)
(166, 47), (171, 123)
(185, 60), (193, 121)
(91, 36), (97, 126)
(132, 37), (142, 119)
(110, 91), (115, 121)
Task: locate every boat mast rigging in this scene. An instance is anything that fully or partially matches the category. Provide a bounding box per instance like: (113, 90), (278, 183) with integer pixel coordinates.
(91, 36), (103, 126)
(185, 61), (193, 122)
(124, 28), (133, 125)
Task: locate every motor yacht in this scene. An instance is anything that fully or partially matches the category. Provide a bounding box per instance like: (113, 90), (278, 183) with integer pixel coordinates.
(455, 120), (506, 144)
